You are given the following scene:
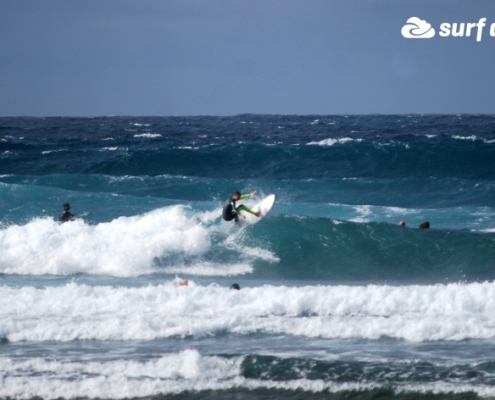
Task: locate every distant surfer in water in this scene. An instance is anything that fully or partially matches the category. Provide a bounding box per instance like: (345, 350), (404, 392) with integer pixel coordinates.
(59, 203), (75, 223)
(222, 191), (260, 222)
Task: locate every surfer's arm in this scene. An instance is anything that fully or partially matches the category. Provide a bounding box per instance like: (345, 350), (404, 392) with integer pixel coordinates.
(240, 191), (257, 200)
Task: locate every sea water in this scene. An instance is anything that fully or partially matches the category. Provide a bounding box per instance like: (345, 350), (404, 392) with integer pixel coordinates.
(1, 114), (495, 399)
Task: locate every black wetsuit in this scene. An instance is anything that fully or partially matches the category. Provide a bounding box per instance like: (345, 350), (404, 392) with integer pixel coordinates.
(59, 210), (74, 223)
(222, 197), (239, 222)
(222, 194), (256, 222)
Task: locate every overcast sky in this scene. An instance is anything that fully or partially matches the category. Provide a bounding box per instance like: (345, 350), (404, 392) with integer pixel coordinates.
(1, 1), (494, 116)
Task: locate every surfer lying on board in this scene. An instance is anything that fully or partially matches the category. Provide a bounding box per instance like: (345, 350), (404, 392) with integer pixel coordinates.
(222, 191), (260, 222)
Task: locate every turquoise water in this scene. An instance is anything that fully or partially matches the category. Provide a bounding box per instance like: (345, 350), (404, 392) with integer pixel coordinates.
(1, 115), (495, 399)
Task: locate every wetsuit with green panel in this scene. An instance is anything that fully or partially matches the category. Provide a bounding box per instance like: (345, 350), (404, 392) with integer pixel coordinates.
(222, 193), (257, 222)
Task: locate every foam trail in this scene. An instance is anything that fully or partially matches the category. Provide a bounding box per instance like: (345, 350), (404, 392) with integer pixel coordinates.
(3, 281), (495, 342)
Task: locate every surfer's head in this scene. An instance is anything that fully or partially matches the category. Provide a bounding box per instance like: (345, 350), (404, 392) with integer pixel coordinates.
(63, 203), (71, 210)
(232, 191), (241, 200)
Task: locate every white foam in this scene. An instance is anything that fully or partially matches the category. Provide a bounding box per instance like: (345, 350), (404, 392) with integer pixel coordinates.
(452, 135), (477, 141)
(0, 205), (279, 278)
(0, 350), (241, 399)
(41, 149), (68, 155)
(349, 205), (372, 223)
(197, 207), (223, 224)
(307, 137), (362, 146)
(3, 281), (495, 343)
(222, 231), (280, 263)
(348, 204), (420, 223)
(133, 133), (162, 138)
(1, 350), (494, 399)
(479, 228), (495, 233)
(162, 261), (253, 276)
(0, 206), (211, 277)
(99, 146), (121, 151)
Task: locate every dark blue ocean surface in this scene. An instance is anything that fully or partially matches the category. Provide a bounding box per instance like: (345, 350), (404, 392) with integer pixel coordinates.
(1, 115), (495, 399)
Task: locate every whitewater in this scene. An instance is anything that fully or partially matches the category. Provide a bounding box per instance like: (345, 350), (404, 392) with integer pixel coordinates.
(2, 114), (495, 400)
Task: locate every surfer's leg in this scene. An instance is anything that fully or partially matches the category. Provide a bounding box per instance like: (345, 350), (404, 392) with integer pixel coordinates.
(236, 204), (261, 217)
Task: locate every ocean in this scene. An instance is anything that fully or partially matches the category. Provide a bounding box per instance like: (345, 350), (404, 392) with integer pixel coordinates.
(1, 114), (495, 399)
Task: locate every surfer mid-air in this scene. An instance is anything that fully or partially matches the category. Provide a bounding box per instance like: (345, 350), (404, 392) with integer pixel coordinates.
(222, 191), (261, 223)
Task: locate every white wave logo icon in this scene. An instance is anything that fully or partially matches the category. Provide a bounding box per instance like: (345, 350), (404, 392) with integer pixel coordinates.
(401, 17), (435, 38)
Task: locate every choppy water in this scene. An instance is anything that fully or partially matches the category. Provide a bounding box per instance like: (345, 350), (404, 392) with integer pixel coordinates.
(1, 114), (495, 399)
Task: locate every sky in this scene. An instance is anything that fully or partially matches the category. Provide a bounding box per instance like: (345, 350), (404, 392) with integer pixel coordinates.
(0, 0), (494, 116)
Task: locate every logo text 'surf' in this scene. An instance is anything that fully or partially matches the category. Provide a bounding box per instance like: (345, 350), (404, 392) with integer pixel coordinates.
(402, 17), (494, 42)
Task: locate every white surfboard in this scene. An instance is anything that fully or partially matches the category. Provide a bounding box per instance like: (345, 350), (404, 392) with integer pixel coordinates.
(241, 194), (276, 225)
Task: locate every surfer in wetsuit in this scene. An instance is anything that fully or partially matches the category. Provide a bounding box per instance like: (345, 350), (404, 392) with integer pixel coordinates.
(222, 191), (260, 222)
(59, 203), (75, 223)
